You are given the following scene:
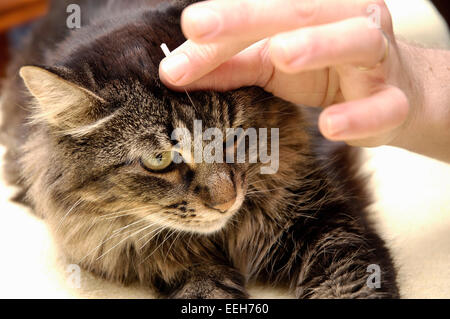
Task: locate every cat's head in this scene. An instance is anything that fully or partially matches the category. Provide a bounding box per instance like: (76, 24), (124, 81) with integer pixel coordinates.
(19, 2), (243, 234)
(18, 1), (298, 235)
(20, 56), (263, 233)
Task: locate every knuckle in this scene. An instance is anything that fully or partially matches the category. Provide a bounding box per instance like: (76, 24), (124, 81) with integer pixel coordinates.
(357, 17), (387, 64)
(377, 2), (393, 30)
(370, 25), (385, 49)
(290, 0), (318, 22)
(363, 0), (393, 31)
(193, 43), (220, 64)
(304, 34), (323, 58)
(363, 0), (387, 14)
(256, 40), (274, 85)
(390, 87), (410, 112)
(238, 0), (252, 23)
(367, 0), (387, 10)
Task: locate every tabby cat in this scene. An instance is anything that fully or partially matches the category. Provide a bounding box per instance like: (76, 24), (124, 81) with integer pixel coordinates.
(0, 0), (398, 298)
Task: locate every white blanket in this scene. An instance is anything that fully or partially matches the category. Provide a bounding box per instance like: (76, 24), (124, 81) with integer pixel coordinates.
(0, 0), (449, 298)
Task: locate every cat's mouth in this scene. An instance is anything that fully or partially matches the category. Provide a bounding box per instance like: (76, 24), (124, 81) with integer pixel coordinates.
(149, 180), (247, 234)
(181, 184), (246, 234)
(195, 176), (247, 233)
(204, 182), (246, 214)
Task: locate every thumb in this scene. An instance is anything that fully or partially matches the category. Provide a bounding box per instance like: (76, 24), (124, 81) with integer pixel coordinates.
(159, 40), (273, 92)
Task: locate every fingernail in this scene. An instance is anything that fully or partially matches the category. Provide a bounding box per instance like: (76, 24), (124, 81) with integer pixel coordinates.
(184, 7), (221, 39)
(160, 53), (189, 83)
(326, 114), (348, 136)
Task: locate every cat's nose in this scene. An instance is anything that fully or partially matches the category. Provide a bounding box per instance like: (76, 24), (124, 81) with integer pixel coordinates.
(212, 198), (236, 213)
(194, 165), (237, 213)
(201, 179), (236, 213)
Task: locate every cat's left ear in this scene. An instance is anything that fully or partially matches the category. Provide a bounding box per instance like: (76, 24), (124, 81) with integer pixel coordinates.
(20, 66), (105, 131)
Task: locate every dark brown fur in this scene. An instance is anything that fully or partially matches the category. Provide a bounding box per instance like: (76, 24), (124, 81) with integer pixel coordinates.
(0, 0), (398, 298)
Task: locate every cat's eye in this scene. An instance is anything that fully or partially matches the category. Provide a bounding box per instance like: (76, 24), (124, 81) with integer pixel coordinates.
(140, 151), (174, 172)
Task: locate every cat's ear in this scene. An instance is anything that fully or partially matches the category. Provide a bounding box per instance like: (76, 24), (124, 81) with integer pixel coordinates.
(19, 66), (105, 130)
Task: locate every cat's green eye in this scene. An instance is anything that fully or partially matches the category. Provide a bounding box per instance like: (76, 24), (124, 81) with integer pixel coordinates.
(141, 151), (174, 172)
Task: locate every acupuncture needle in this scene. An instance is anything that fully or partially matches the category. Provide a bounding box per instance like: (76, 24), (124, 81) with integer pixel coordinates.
(160, 43), (197, 110)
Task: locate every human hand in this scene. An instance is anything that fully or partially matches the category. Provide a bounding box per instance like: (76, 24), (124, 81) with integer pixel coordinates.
(159, 0), (418, 148)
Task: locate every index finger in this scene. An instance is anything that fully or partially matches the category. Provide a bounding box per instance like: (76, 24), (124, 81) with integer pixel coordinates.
(159, 38), (254, 86)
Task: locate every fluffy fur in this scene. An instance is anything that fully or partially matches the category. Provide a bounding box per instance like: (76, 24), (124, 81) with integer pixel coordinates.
(0, 0), (398, 298)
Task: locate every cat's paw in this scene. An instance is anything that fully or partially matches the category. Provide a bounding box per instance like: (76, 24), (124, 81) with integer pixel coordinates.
(169, 278), (248, 299)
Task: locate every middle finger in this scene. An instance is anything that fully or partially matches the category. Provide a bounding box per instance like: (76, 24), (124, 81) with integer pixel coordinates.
(182, 0), (378, 43)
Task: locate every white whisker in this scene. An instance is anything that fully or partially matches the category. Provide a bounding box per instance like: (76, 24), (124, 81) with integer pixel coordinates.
(55, 198), (83, 233)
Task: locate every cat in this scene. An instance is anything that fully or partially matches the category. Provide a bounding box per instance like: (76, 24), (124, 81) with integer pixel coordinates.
(0, 0), (399, 298)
